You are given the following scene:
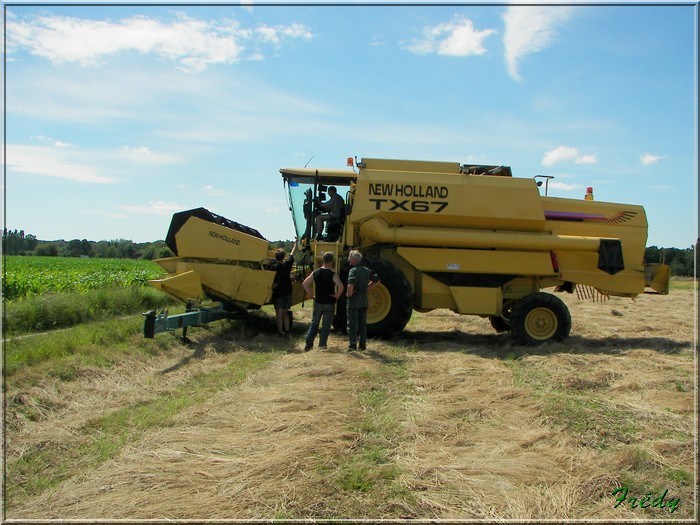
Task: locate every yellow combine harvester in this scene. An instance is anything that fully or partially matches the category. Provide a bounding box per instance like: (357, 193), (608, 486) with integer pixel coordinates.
(144, 157), (669, 345)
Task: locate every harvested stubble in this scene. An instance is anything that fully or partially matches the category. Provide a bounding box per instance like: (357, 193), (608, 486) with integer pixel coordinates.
(5, 288), (696, 520)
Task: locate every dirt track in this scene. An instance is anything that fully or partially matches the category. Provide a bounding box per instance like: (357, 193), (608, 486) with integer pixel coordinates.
(5, 288), (697, 520)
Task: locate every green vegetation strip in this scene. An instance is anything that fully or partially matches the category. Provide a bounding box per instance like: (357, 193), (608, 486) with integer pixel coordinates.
(4, 286), (178, 336)
(503, 355), (694, 510)
(329, 353), (415, 510)
(505, 359), (644, 449)
(4, 315), (170, 376)
(6, 351), (277, 507)
(669, 278), (695, 291)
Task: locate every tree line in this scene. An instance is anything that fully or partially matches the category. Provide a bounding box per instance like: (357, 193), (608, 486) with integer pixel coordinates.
(645, 245), (697, 278)
(2, 229), (173, 260)
(1, 229), (296, 262)
(2, 228), (697, 277)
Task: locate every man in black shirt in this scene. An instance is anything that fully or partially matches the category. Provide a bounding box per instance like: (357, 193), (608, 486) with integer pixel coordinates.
(302, 252), (344, 351)
(271, 242), (297, 337)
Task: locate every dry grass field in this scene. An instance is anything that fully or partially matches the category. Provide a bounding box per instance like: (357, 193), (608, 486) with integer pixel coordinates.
(4, 283), (697, 521)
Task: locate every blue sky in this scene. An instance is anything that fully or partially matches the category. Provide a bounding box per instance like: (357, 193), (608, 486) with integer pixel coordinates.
(3, 2), (697, 248)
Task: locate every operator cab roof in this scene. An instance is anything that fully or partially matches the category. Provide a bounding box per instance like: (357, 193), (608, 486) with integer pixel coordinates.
(280, 167), (357, 186)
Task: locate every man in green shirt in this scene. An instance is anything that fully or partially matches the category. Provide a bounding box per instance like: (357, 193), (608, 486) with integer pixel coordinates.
(345, 250), (380, 351)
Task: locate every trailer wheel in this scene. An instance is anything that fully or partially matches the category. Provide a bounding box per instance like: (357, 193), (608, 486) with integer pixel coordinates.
(510, 292), (571, 345)
(489, 316), (510, 333)
(490, 300), (515, 332)
(363, 258), (413, 338)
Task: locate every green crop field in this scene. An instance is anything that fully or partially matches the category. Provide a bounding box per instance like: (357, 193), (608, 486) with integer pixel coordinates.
(2, 256), (167, 301)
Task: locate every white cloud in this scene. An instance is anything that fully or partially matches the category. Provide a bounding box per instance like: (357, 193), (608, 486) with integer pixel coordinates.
(548, 181), (583, 191)
(32, 135), (75, 148)
(7, 13), (313, 72)
(641, 153), (666, 166)
(117, 146), (181, 165)
(120, 145), (151, 155)
(404, 16), (496, 56)
(576, 153), (598, 165)
(239, 4), (254, 16)
(503, 5), (574, 81)
(251, 23), (314, 46)
(116, 200), (182, 215)
(10, 67), (157, 123)
(542, 146), (598, 167)
(256, 26), (280, 43)
(5, 144), (117, 183)
(542, 146), (578, 166)
(199, 185), (226, 197)
(269, 23), (313, 41)
(9, 46), (332, 146)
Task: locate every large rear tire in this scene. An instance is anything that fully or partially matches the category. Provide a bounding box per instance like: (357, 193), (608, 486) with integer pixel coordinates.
(363, 258), (413, 338)
(510, 292), (571, 345)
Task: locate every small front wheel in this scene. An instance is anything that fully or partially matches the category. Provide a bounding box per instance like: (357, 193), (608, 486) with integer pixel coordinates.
(510, 292), (571, 345)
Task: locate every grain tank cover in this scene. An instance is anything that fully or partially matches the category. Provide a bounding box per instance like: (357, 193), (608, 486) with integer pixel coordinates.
(359, 158), (513, 178)
(352, 158), (544, 233)
(360, 158), (461, 174)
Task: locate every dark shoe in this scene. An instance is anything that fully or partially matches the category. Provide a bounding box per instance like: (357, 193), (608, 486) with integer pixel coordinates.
(303, 346), (312, 352)
(359, 346), (366, 351)
(348, 345), (357, 352)
(319, 345), (328, 350)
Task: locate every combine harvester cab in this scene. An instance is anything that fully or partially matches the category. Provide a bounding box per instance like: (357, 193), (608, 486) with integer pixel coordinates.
(143, 208), (304, 341)
(280, 157), (671, 345)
